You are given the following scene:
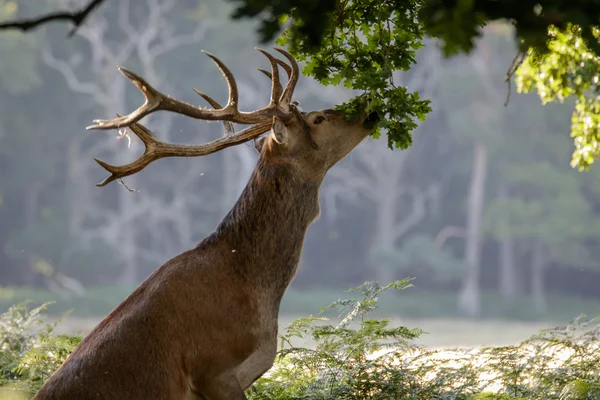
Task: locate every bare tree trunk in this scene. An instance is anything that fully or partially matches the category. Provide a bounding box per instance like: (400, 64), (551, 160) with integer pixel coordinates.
(531, 240), (547, 313)
(458, 140), (487, 317)
(497, 185), (521, 299)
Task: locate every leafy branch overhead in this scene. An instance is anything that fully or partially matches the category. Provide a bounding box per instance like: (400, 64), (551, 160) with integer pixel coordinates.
(277, 0), (431, 150)
(229, 0), (600, 57)
(3, 0), (600, 163)
(233, 0), (600, 165)
(516, 25), (600, 169)
(0, 0), (104, 36)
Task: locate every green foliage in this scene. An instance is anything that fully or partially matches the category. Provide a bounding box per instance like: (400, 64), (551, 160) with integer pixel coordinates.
(229, 0), (337, 48)
(248, 281), (600, 399)
(230, 0), (600, 58)
(1, 284), (600, 399)
(0, 302), (81, 397)
(248, 278), (429, 399)
(418, 1), (600, 57)
(229, 0), (600, 165)
(560, 379), (600, 400)
(516, 24), (600, 169)
(276, 0), (431, 150)
(470, 394), (526, 400)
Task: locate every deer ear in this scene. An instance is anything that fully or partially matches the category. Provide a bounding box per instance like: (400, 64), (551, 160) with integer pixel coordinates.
(253, 136), (267, 154)
(270, 117), (289, 146)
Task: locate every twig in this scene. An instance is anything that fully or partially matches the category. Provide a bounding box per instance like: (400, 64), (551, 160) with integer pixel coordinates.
(504, 51), (526, 106)
(117, 178), (138, 193)
(0, 0), (106, 37)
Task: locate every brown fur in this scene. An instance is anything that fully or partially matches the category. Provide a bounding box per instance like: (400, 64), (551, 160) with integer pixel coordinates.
(33, 107), (378, 400)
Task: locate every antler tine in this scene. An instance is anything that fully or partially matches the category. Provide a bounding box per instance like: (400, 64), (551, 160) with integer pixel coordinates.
(258, 60), (291, 80)
(256, 58), (292, 79)
(85, 61), (253, 131)
(257, 59), (291, 81)
(87, 48), (300, 131)
(200, 50), (239, 108)
(87, 48), (302, 185)
(257, 57), (295, 108)
(274, 58), (292, 78)
(255, 48), (283, 107)
(192, 88), (221, 109)
(273, 48), (299, 110)
(94, 121), (272, 187)
(257, 68), (273, 80)
(86, 67), (163, 130)
(193, 89), (235, 135)
(94, 114), (162, 186)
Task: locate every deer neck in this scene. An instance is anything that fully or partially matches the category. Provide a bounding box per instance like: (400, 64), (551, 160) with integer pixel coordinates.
(203, 158), (323, 290)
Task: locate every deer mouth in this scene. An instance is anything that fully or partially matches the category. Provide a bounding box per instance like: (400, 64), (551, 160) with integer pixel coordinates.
(362, 111), (380, 130)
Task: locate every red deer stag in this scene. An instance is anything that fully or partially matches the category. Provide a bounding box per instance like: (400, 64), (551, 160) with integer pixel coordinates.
(34, 48), (379, 400)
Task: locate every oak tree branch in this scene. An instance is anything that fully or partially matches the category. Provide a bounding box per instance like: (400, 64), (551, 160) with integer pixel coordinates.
(0, 0), (106, 36)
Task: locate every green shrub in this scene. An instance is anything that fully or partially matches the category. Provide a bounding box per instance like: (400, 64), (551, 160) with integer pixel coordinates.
(0, 302), (81, 398)
(248, 279), (600, 399)
(1, 281), (599, 399)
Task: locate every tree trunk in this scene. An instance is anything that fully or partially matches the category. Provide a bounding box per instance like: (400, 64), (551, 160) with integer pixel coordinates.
(531, 240), (547, 313)
(497, 185), (521, 299)
(458, 140), (487, 317)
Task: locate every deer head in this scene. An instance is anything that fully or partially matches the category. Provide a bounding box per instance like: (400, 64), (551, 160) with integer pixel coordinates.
(87, 48), (379, 186)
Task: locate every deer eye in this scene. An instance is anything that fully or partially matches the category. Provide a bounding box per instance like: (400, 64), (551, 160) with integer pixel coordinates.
(313, 116), (326, 125)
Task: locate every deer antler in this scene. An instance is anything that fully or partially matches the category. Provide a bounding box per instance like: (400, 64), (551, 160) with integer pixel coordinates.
(87, 47), (298, 129)
(87, 48), (299, 186)
(94, 118), (272, 187)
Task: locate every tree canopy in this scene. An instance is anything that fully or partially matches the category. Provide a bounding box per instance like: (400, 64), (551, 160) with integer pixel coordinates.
(231, 0), (600, 167)
(1, 0), (600, 165)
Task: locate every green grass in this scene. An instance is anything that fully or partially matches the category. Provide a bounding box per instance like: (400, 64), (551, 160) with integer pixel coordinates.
(1, 285), (599, 323)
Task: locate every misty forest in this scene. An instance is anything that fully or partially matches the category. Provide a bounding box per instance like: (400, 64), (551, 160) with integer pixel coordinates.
(1, 0), (600, 399)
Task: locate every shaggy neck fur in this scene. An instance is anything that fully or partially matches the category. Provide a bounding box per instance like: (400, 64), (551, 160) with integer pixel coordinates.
(198, 155), (323, 294)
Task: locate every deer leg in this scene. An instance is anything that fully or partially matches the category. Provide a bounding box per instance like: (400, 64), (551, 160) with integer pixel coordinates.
(196, 372), (247, 400)
(236, 342), (277, 390)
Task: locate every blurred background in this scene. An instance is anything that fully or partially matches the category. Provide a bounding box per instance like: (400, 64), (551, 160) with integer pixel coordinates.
(1, 0), (599, 348)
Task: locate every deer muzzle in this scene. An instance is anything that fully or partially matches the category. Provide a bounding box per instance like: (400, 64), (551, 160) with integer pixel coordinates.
(362, 111), (380, 130)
